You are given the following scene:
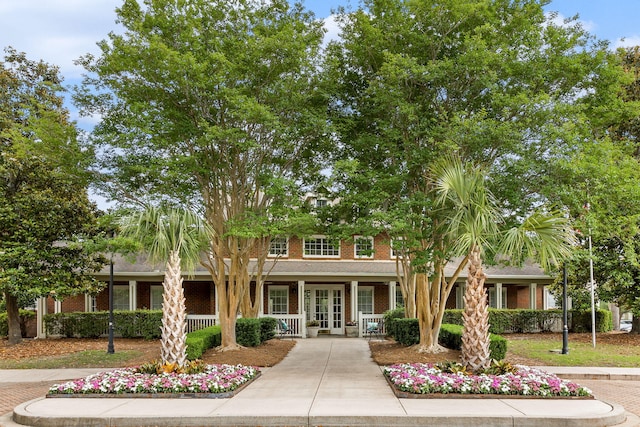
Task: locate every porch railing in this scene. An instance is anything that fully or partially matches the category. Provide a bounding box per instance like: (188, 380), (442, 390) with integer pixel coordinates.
(357, 312), (385, 338)
(186, 314), (218, 333)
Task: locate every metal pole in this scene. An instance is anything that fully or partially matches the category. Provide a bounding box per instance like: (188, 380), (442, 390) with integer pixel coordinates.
(562, 265), (569, 354)
(107, 256), (115, 354)
(588, 232), (596, 349)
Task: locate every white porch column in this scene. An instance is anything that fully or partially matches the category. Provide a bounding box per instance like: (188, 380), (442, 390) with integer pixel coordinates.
(456, 283), (465, 309)
(84, 294), (93, 312)
(36, 297), (47, 338)
(350, 281), (358, 321)
(495, 283), (503, 309)
(388, 281), (396, 311)
(54, 299), (61, 314)
(297, 280), (305, 315)
(258, 281), (265, 316)
(129, 280), (137, 310)
(529, 283), (537, 309)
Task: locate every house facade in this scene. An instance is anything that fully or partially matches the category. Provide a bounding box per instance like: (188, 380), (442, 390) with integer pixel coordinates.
(35, 233), (559, 338)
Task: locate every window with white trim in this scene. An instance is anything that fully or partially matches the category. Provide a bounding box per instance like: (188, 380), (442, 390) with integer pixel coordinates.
(395, 287), (404, 308)
(113, 285), (131, 311)
(150, 285), (163, 310)
(357, 287), (374, 314)
(303, 235), (340, 257)
(268, 286), (289, 315)
(269, 237), (289, 257)
(488, 287), (507, 309)
(390, 238), (407, 259)
(354, 236), (374, 259)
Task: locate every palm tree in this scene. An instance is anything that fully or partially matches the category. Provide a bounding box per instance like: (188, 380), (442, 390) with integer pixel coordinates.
(119, 206), (211, 368)
(434, 158), (575, 372)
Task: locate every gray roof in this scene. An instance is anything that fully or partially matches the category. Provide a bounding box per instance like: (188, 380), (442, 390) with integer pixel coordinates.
(98, 254), (551, 284)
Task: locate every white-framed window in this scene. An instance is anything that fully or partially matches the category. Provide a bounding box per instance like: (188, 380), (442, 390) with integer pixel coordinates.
(544, 287), (560, 309)
(390, 238), (407, 259)
(395, 287), (405, 308)
(315, 198), (328, 209)
(268, 286), (289, 315)
(354, 236), (374, 259)
(150, 285), (163, 310)
(303, 235), (340, 257)
(357, 287), (374, 315)
(113, 285), (131, 311)
(488, 287), (507, 309)
(269, 237), (289, 257)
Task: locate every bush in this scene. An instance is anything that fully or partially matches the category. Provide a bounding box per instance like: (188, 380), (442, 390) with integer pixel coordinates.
(383, 307), (405, 338)
(236, 318), (261, 347)
(571, 309), (612, 333)
(258, 317), (277, 342)
(394, 318), (420, 346)
(43, 310), (162, 339)
(439, 324), (507, 361)
(185, 325), (221, 360)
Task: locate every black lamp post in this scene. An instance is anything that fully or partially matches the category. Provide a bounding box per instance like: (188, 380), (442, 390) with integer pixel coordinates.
(562, 265), (569, 355)
(107, 240), (115, 354)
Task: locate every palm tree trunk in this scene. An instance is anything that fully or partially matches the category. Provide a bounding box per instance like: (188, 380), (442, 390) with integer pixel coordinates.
(461, 245), (491, 372)
(161, 250), (187, 367)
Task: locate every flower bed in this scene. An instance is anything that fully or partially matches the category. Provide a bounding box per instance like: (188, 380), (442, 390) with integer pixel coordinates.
(383, 363), (592, 398)
(47, 364), (259, 397)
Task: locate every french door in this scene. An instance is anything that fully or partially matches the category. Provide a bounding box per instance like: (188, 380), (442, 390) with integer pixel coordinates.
(305, 285), (344, 334)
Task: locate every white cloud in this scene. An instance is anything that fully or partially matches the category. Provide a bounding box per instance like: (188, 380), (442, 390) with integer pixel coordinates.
(0, 0), (121, 79)
(614, 36), (640, 49)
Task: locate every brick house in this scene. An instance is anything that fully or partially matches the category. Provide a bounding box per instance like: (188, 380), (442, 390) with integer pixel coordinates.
(35, 233), (558, 338)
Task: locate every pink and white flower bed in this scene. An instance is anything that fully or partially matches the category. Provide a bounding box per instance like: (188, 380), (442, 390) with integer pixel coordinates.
(383, 363), (592, 398)
(48, 364), (259, 396)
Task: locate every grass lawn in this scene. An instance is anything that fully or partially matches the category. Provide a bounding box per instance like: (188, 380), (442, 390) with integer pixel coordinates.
(0, 350), (144, 369)
(505, 333), (640, 367)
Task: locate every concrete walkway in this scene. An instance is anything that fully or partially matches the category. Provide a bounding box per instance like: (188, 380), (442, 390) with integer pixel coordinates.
(1, 338), (637, 427)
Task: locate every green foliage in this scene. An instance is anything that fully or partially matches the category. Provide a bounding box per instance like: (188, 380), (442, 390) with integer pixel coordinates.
(1, 48), (106, 342)
(439, 324), (507, 361)
(235, 318), (261, 347)
(185, 325), (222, 360)
(394, 318), (420, 346)
(43, 310), (163, 339)
(442, 308), (611, 334)
(383, 307), (405, 338)
(259, 317), (277, 342)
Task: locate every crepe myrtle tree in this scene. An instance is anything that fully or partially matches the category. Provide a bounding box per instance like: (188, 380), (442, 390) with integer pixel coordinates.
(74, 0), (328, 349)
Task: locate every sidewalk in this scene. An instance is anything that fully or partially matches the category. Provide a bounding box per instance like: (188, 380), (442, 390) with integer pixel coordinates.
(1, 338), (638, 427)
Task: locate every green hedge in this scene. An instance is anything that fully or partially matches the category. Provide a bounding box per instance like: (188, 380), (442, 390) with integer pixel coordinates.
(185, 325), (221, 360)
(0, 310), (36, 337)
(259, 317), (277, 342)
(439, 323), (507, 361)
(394, 318), (420, 346)
(442, 309), (612, 334)
(236, 318), (261, 347)
(383, 307), (406, 338)
(43, 310), (163, 339)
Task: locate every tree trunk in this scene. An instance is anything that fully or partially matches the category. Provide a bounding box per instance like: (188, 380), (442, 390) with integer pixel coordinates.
(461, 246), (491, 372)
(416, 272), (446, 353)
(160, 251), (187, 367)
(5, 292), (23, 345)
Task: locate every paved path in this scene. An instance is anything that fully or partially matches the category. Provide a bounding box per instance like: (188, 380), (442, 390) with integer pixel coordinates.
(0, 339), (638, 426)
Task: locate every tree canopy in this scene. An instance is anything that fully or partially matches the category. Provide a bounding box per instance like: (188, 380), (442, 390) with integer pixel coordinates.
(0, 48), (105, 344)
(75, 0), (328, 348)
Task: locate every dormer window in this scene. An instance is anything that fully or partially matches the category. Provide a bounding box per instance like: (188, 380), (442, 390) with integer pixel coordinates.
(304, 235), (340, 258)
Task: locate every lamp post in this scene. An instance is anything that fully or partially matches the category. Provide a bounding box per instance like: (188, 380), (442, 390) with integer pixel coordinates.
(107, 239), (115, 354)
(562, 265), (569, 354)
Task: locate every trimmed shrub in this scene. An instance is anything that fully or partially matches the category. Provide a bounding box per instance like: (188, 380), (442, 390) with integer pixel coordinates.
(185, 325), (221, 360)
(43, 310), (162, 339)
(394, 318), (420, 346)
(259, 317), (277, 342)
(236, 318), (261, 347)
(383, 307), (405, 338)
(439, 323), (507, 361)
(571, 309), (612, 333)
